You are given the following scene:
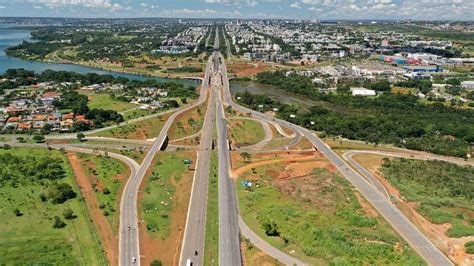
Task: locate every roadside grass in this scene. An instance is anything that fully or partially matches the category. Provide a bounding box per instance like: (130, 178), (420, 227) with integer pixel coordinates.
(141, 151), (195, 239)
(324, 138), (399, 152)
(75, 153), (128, 231)
(123, 109), (154, 120)
(91, 114), (170, 140)
(237, 161), (425, 265)
(381, 158), (474, 237)
(228, 119), (265, 146)
(204, 151), (219, 265)
(241, 237), (283, 266)
(80, 90), (136, 112)
(0, 148), (105, 265)
(168, 105), (205, 140)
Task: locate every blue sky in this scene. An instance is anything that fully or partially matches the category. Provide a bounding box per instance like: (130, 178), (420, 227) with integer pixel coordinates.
(0, 0), (473, 20)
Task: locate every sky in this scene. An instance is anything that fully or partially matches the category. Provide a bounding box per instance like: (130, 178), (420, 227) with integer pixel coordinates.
(0, 0), (473, 20)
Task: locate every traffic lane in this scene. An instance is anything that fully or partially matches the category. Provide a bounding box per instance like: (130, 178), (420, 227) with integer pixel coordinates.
(179, 90), (216, 265)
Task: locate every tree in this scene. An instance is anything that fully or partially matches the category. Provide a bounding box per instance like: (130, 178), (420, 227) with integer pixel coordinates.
(32, 134), (45, 143)
(76, 132), (85, 141)
(47, 183), (77, 204)
(262, 220), (280, 236)
(13, 208), (23, 217)
(52, 216), (66, 228)
(150, 260), (163, 266)
(240, 152), (251, 163)
(63, 208), (76, 220)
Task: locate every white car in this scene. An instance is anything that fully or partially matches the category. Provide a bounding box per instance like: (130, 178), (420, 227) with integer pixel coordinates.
(132, 257), (136, 264)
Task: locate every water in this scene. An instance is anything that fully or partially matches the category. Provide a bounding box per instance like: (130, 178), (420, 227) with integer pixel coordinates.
(230, 80), (314, 108)
(0, 26), (196, 86)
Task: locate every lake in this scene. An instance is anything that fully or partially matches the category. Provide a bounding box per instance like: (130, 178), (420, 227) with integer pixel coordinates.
(0, 26), (197, 86)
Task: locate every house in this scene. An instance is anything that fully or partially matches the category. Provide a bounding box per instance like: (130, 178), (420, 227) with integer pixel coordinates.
(62, 113), (74, 120)
(461, 81), (474, 90)
(18, 123), (32, 131)
(350, 87), (376, 96)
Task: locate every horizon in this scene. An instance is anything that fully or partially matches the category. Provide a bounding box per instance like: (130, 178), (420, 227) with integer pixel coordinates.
(0, 0), (473, 21)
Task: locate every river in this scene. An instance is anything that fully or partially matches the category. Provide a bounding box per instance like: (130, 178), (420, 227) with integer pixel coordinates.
(0, 26), (197, 86)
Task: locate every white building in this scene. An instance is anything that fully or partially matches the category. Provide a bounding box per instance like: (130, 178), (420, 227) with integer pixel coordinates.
(461, 81), (474, 90)
(350, 87), (376, 96)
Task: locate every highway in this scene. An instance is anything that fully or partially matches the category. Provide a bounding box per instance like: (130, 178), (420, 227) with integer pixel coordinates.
(119, 59), (210, 266)
(218, 52), (453, 265)
(179, 51), (216, 265)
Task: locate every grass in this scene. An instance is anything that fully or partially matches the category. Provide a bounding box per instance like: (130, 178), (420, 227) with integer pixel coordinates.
(237, 161), (425, 265)
(381, 158), (474, 237)
(92, 114), (169, 140)
(123, 109), (154, 120)
(80, 90), (136, 112)
(229, 119), (266, 146)
(466, 241), (474, 254)
(75, 153), (128, 230)
(141, 151), (194, 239)
(241, 237), (283, 266)
(204, 151), (219, 265)
(168, 105), (205, 140)
(0, 148), (105, 265)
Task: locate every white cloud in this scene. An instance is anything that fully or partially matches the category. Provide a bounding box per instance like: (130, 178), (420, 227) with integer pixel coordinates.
(0, 5), (6, 8)
(36, 0), (123, 10)
(290, 1), (301, 8)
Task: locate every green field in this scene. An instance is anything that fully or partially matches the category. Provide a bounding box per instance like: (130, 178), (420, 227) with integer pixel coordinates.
(169, 105), (205, 140)
(204, 151), (219, 265)
(381, 158), (474, 237)
(141, 152), (193, 238)
(80, 91), (136, 112)
(0, 148), (105, 265)
(237, 162), (425, 265)
(92, 115), (168, 140)
(76, 153), (128, 230)
(123, 109), (154, 120)
(229, 119), (266, 146)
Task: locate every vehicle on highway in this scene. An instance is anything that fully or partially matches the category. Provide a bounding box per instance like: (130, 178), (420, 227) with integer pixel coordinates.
(132, 257), (136, 263)
(186, 259), (192, 266)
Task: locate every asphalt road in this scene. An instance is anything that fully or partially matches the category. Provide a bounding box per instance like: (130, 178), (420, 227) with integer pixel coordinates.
(218, 53), (453, 265)
(119, 64), (210, 266)
(179, 54), (216, 266)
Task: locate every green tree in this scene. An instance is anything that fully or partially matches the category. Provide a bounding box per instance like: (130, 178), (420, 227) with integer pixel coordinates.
(76, 132), (85, 141)
(52, 216), (66, 228)
(63, 208), (76, 220)
(240, 152), (251, 163)
(32, 135), (45, 143)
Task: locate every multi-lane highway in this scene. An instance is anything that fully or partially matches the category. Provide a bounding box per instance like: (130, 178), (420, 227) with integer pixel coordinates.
(119, 61), (210, 266)
(179, 52), (216, 265)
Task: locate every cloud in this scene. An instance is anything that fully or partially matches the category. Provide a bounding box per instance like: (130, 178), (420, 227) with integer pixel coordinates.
(290, 1), (301, 8)
(36, 0), (123, 10)
(0, 5), (6, 8)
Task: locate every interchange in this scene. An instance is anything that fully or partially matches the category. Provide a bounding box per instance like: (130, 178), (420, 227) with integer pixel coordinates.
(1, 26), (464, 266)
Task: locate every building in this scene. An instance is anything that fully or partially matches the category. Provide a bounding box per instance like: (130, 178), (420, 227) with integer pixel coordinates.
(350, 87), (376, 96)
(461, 81), (474, 90)
(403, 66), (443, 73)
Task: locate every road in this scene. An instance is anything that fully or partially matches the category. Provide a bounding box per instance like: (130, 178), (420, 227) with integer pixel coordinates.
(119, 62), (210, 266)
(179, 51), (216, 266)
(218, 52), (453, 265)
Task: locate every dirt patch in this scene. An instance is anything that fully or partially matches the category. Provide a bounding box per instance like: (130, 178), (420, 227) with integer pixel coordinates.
(227, 62), (271, 77)
(67, 152), (118, 266)
(241, 241), (281, 266)
(138, 155), (194, 266)
(352, 154), (474, 265)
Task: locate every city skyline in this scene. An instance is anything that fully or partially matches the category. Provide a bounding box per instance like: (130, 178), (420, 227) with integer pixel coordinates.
(0, 0), (473, 20)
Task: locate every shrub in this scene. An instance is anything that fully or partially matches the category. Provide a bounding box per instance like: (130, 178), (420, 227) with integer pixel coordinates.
(465, 241), (474, 254)
(13, 208), (23, 217)
(150, 260), (163, 266)
(63, 208), (76, 220)
(47, 183), (76, 204)
(102, 187), (110, 195)
(262, 220), (280, 236)
(52, 216), (66, 228)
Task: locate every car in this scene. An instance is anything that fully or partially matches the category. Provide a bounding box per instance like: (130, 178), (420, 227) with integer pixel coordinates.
(186, 259), (193, 266)
(132, 257), (136, 263)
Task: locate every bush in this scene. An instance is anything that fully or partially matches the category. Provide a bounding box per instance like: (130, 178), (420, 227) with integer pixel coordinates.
(150, 260), (163, 266)
(63, 208), (77, 220)
(47, 183), (77, 204)
(102, 187), (110, 195)
(52, 216), (66, 228)
(262, 220), (280, 236)
(13, 208), (23, 217)
(465, 241), (474, 254)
